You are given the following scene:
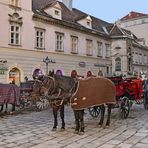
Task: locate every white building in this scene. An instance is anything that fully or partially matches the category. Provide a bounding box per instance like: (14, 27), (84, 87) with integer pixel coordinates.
(0, 0), (148, 85)
(118, 11), (148, 46)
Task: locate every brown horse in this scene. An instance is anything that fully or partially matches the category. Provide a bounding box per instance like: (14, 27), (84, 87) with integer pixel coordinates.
(32, 71), (116, 134)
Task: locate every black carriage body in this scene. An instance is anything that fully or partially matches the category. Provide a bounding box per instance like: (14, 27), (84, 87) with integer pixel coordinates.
(20, 80), (34, 98)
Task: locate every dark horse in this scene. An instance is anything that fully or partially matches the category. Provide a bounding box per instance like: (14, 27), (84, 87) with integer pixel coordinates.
(32, 71), (116, 134)
(32, 73), (76, 131)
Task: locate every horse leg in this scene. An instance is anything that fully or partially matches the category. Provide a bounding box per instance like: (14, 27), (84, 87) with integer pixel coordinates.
(10, 104), (15, 115)
(0, 105), (3, 112)
(52, 107), (58, 131)
(73, 110), (80, 134)
(98, 104), (105, 126)
(60, 104), (65, 131)
(79, 109), (85, 135)
(5, 104), (8, 113)
(106, 104), (112, 126)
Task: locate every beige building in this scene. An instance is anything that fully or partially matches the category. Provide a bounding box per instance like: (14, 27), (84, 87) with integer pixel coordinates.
(117, 11), (148, 78)
(118, 11), (148, 46)
(0, 0), (148, 85)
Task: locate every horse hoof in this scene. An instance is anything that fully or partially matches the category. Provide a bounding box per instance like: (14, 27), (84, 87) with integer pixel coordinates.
(9, 112), (14, 115)
(79, 131), (85, 135)
(60, 128), (65, 131)
(105, 126), (109, 129)
(97, 124), (103, 128)
(74, 130), (79, 134)
(52, 128), (57, 131)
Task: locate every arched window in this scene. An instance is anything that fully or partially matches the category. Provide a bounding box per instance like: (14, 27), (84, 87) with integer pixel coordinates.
(32, 69), (43, 79)
(56, 69), (64, 76)
(87, 71), (92, 77)
(115, 57), (121, 71)
(71, 70), (77, 78)
(9, 67), (20, 85)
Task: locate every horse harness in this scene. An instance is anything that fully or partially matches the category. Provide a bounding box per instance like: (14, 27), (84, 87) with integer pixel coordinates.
(47, 77), (79, 108)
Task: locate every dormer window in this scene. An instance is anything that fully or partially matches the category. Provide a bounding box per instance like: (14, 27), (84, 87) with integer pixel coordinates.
(77, 15), (92, 29)
(55, 10), (60, 16)
(87, 21), (90, 26)
(43, 2), (62, 20)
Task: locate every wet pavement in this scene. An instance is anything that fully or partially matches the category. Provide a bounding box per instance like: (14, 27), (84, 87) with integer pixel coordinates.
(0, 103), (148, 148)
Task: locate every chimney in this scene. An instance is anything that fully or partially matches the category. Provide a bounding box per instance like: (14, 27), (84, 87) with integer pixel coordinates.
(62, 0), (72, 10)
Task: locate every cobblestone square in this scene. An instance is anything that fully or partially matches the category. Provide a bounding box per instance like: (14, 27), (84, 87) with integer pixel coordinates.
(0, 104), (148, 148)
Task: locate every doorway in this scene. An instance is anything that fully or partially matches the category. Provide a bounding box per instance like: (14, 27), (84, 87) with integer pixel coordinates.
(9, 67), (20, 85)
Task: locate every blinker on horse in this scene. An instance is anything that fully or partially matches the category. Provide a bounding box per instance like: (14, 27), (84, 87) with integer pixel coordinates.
(32, 70), (116, 134)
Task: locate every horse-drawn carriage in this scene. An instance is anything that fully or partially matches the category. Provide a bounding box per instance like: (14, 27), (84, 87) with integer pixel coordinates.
(89, 76), (144, 119)
(0, 80), (49, 114)
(20, 80), (49, 111)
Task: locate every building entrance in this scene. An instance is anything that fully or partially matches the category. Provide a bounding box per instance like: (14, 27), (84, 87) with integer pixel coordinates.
(9, 67), (20, 85)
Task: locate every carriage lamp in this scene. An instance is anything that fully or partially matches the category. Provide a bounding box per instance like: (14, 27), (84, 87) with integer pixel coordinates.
(43, 56), (56, 75)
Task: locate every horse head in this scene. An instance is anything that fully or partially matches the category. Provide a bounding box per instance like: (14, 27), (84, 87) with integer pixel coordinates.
(32, 76), (55, 98)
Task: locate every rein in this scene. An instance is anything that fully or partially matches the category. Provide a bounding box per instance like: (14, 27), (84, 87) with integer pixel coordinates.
(50, 99), (64, 108)
(47, 76), (56, 95)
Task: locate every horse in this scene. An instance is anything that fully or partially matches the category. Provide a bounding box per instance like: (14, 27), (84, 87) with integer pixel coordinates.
(32, 73), (76, 131)
(0, 83), (20, 114)
(32, 71), (116, 134)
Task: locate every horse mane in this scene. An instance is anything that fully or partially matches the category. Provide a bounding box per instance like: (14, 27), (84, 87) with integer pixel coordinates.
(54, 75), (77, 93)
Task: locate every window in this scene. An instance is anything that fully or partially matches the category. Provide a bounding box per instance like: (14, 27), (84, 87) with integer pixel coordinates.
(97, 42), (103, 57)
(87, 21), (90, 26)
(115, 57), (121, 71)
(86, 39), (93, 56)
(71, 36), (78, 54)
(55, 33), (64, 51)
(144, 55), (147, 64)
(55, 10), (60, 16)
(35, 29), (45, 49)
(142, 19), (145, 24)
(10, 23), (20, 45)
(10, 0), (19, 7)
(105, 44), (111, 57)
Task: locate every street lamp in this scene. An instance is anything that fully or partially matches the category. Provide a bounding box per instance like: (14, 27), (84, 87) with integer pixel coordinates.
(43, 56), (51, 75)
(43, 56), (56, 75)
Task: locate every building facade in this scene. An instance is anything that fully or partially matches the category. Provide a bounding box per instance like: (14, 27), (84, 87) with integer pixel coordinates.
(118, 11), (148, 46)
(117, 11), (148, 78)
(0, 0), (148, 85)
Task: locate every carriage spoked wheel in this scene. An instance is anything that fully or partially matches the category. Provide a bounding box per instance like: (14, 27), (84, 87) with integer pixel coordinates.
(36, 97), (49, 111)
(88, 106), (101, 117)
(120, 96), (131, 119)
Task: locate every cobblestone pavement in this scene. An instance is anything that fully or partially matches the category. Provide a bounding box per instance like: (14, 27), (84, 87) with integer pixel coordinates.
(0, 103), (148, 148)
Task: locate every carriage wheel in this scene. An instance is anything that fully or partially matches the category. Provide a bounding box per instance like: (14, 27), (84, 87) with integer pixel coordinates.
(88, 106), (100, 117)
(120, 96), (131, 119)
(36, 97), (49, 111)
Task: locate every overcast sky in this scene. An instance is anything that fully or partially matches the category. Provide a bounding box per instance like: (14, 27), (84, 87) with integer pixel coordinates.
(73, 0), (148, 23)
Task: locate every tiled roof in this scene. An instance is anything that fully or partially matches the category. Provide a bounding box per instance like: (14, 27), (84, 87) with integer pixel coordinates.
(72, 8), (111, 32)
(32, 0), (138, 39)
(120, 11), (148, 21)
(32, 0), (112, 34)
